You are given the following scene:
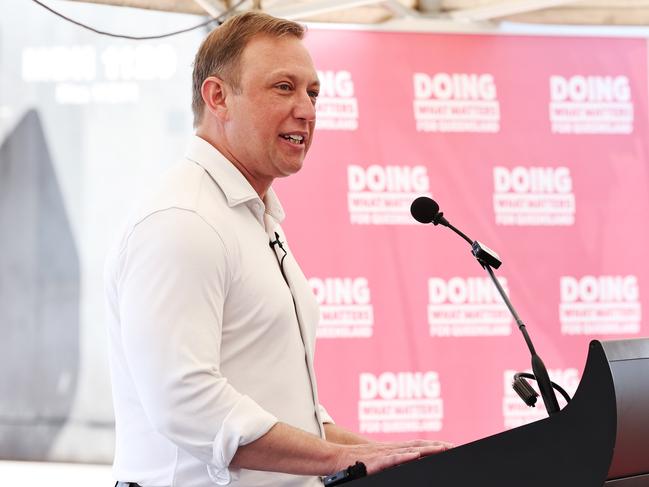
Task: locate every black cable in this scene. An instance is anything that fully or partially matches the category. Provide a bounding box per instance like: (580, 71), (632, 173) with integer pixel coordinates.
(30, 0), (246, 40)
(515, 372), (572, 404)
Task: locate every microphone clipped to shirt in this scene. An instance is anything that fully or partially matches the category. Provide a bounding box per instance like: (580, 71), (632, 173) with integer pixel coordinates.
(269, 231), (288, 278)
(269, 231), (285, 252)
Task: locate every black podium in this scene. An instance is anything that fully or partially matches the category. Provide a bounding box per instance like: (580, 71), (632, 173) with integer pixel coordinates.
(349, 338), (649, 487)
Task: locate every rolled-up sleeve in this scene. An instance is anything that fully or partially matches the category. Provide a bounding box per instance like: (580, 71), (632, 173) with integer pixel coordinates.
(117, 209), (277, 484)
(318, 404), (334, 424)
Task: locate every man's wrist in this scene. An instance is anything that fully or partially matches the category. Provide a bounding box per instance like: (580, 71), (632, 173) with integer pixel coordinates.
(324, 423), (371, 445)
(323, 439), (347, 474)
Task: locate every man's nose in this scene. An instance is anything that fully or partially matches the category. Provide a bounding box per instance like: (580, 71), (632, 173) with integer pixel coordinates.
(293, 91), (316, 122)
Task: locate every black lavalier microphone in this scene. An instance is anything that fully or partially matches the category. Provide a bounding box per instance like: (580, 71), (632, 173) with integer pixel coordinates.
(269, 231), (288, 280)
(410, 196), (562, 416)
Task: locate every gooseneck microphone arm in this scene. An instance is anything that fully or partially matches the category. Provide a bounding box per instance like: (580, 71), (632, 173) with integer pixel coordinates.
(435, 214), (473, 246)
(483, 264), (534, 354)
(410, 197), (561, 416)
(482, 264), (560, 416)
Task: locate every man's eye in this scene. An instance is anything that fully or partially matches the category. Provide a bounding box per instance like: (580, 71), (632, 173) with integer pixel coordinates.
(308, 91), (319, 99)
(277, 83), (292, 91)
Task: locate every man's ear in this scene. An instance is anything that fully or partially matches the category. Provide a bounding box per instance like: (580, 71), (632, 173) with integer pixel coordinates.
(201, 76), (229, 121)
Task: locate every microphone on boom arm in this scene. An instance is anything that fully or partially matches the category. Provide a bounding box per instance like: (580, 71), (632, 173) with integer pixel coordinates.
(410, 196), (563, 416)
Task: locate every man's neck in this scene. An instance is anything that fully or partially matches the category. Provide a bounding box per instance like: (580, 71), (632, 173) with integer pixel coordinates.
(195, 130), (271, 200)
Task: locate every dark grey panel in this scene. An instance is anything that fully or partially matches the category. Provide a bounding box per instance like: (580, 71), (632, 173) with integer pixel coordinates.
(0, 109), (80, 460)
(602, 338), (649, 361)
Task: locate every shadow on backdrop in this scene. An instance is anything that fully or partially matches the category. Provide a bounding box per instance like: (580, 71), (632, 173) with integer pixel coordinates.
(0, 109), (80, 460)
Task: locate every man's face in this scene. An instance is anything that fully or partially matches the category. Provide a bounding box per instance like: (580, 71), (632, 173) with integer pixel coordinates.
(222, 34), (319, 185)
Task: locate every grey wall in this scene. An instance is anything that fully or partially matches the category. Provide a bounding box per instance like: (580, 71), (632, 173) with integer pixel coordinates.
(0, 109), (79, 460)
(0, 0), (202, 462)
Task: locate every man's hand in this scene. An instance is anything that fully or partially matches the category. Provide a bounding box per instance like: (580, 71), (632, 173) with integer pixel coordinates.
(332, 439), (453, 475)
(231, 422), (452, 477)
(323, 423), (453, 474)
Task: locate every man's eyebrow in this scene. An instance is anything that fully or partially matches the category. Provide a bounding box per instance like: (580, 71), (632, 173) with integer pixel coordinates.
(268, 70), (320, 86)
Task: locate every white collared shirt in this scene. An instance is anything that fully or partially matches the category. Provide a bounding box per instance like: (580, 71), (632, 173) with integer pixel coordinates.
(105, 136), (332, 487)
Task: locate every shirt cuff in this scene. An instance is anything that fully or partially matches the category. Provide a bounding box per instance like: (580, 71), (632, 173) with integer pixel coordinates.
(206, 395), (278, 485)
(318, 404), (334, 424)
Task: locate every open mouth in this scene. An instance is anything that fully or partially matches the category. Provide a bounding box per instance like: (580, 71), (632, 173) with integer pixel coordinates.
(280, 133), (305, 145)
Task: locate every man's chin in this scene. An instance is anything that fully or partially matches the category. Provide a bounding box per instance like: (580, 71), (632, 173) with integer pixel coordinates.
(277, 158), (305, 177)
(279, 167), (304, 178)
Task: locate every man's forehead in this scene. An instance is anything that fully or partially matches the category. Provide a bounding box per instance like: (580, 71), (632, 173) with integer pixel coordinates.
(240, 35), (317, 80)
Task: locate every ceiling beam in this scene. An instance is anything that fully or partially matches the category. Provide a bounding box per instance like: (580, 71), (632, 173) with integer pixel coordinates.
(448, 0), (583, 21)
(63, 0), (207, 15)
(383, 0), (420, 18)
(59, 0), (649, 25)
(506, 6), (649, 24)
(61, 0), (414, 22)
(265, 0), (385, 20)
(441, 0), (649, 6)
(191, 0), (223, 16)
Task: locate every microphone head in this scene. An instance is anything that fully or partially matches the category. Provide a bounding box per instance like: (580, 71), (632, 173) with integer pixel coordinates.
(410, 196), (440, 224)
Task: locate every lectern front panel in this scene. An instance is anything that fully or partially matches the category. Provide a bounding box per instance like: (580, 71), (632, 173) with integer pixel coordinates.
(602, 339), (649, 480)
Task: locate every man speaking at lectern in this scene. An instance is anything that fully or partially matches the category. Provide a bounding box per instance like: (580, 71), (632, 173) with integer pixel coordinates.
(105, 11), (451, 486)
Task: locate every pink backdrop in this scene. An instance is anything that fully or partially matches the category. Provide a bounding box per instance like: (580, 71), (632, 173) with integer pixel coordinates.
(275, 29), (649, 446)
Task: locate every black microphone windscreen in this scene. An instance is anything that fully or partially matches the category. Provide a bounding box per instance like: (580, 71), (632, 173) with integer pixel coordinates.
(410, 196), (440, 224)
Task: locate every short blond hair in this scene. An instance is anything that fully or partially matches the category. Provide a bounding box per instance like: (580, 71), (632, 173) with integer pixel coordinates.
(191, 11), (305, 127)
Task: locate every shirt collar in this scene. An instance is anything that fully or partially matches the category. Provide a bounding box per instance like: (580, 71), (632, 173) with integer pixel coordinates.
(185, 135), (286, 224)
